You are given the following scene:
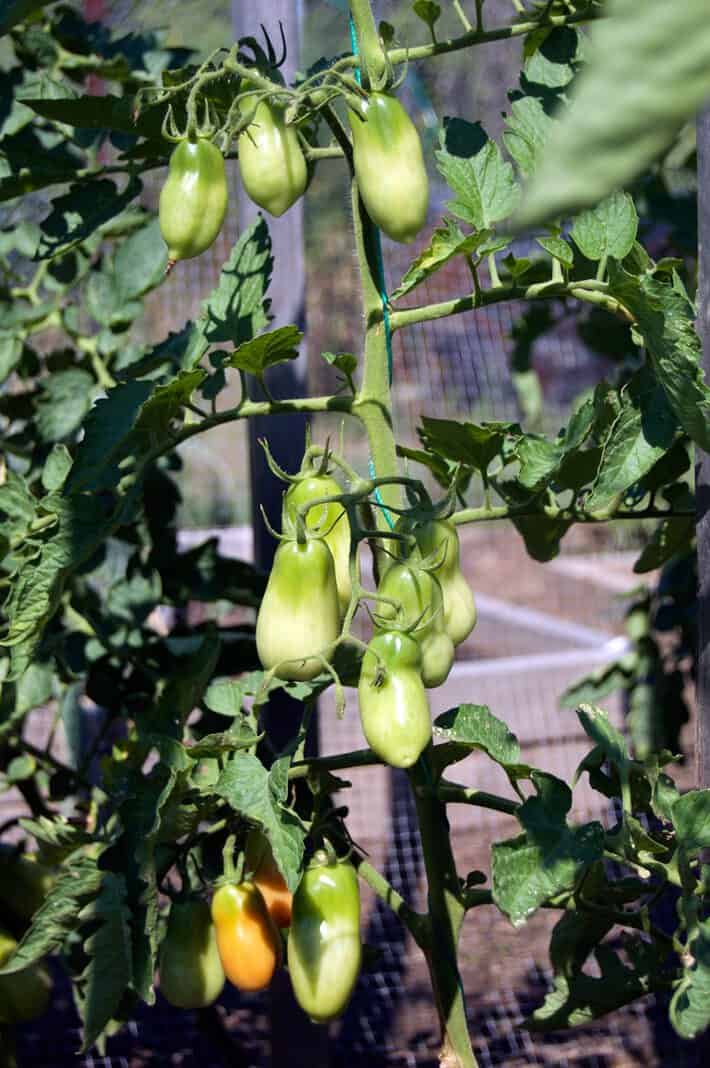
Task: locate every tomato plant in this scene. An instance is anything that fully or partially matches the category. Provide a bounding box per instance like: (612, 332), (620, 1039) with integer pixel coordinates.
(0, 0), (709, 1063)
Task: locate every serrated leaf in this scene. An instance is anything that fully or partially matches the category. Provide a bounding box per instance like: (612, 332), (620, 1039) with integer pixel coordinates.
(672, 790), (710, 857)
(78, 872), (133, 1052)
(536, 236), (573, 269)
(41, 444), (72, 491)
(211, 751), (305, 891)
(0, 856), (102, 974)
(515, 0), (710, 227)
(229, 325), (302, 376)
(419, 416), (519, 473)
(390, 219), (488, 301)
(492, 771), (604, 926)
(433, 704), (520, 766)
(633, 516), (694, 574)
(66, 379), (154, 493)
(577, 704), (630, 777)
(436, 118), (519, 230)
(36, 368), (94, 442)
(670, 919), (710, 1040)
(570, 192), (638, 263)
(37, 177), (142, 260)
(560, 658), (635, 710)
(503, 95), (556, 178)
(608, 266), (710, 453)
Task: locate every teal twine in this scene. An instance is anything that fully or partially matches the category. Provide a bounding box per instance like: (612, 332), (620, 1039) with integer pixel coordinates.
(349, 16), (395, 529)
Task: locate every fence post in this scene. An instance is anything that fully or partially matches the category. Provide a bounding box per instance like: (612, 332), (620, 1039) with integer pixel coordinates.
(696, 106), (710, 797)
(230, 4), (329, 1065)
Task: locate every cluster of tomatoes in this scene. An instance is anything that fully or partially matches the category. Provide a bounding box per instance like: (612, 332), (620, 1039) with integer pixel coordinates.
(256, 466), (477, 770)
(160, 832), (361, 1023)
(158, 86), (430, 266)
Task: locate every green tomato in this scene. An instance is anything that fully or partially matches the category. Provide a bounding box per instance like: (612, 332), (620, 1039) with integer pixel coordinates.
(159, 897), (225, 1009)
(358, 631), (431, 768)
(159, 139), (228, 264)
(410, 519), (477, 646)
(0, 928), (51, 1025)
(0, 848), (54, 921)
(256, 537), (340, 681)
(376, 561), (454, 688)
(238, 96), (307, 217)
(348, 92), (429, 244)
(283, 474), (355, 618)
(287, 852), (361, 1023)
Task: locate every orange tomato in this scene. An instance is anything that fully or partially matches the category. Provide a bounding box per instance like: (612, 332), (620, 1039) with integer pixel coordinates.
(246, 830), (293, 928)
(210, 881), (281, 992)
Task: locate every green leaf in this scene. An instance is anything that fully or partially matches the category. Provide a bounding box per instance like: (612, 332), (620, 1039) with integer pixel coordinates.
(320, 350), (357, 391)
(503, 95), (556, 178)
(607, 266), (710, 452)
(560, 658), (635, 710)
(0, 1), (55, 36)
(577, 704), (630, 778)
(419, 416), (519, 474)
(412, 0), (441, 32)
(151, 629), (221, 738)
(0, 334), (23, 384)
(41, 444), (72, 491)
(212, 752), (305, 891)
(36, 368), (94, 442)
(536, 236), (573, 269)
(229, 325), (303, 376)
(113, 218), (168, 302)
(672, 790), (710, 857)
(66, 379), (154, 493)
(516, 434), (563, 491)
(37, 178), (143, 260)
(78, 872), (133, 1052)
(585, 366), (679, 513)
(194, 216), (272, 352)
(433, 704), (520, 766)
(0, 855), (102, 974)
(670, 918), (710, 1040)
(514, 0), (710, 226)
(492, 771), (604, 926)
(390, 219), (496, 301)
(186, 723), (259, 759)
(570, 192), (638, 263)
(633, 516), (695, 574)
(436, 118), (519, 230)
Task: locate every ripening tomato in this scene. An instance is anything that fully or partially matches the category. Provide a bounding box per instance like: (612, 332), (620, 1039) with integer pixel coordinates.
(376, 561), (454, 688)
(159, 138), (228, 265)
(211, 881), (281, 992)
(246, 828), (292, 929)
(358, 630), (432, 768)
(348, 92), (429, 243)
(256, 536), (340, 681)
(287, 852), (361, 1022)
(159, 897), (225, 1009)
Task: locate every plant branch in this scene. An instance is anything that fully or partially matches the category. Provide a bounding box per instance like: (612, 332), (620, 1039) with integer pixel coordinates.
(437, 780), (519, 816)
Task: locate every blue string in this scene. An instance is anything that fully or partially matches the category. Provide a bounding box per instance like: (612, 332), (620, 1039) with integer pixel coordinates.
(349, 17), (395, 530)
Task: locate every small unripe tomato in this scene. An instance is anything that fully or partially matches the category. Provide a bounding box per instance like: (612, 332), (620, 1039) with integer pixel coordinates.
(211, 881), (282, 992)
(283, 473), (355, 618)
(287, 852), (361, 1022)
(358, 630), (432, 768)
(246, 829), (292, 929)
(159, 138), (228, 265)
(0, 928), (52, 1025)
(159, 897), (225, 1009)
(408, 518), (477, 646)
(376, 561), (454, 688)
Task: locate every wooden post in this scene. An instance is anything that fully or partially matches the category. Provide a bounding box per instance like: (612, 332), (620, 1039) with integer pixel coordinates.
(696, 106), (710, 794)
(231, 4), (329, 1065)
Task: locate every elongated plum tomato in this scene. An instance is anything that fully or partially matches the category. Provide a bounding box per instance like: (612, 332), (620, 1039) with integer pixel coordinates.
(358, 630), (432, 768)
(237, 94), (307, 217)
(246, 828), (292, 928)
(0, 927), (52, 1024)
(283, 474), (355, 618)
(256, 537), (340, 681)
(376, 561), (454, 688)
(159, 897), (225, 1009)
(348, 92), (429, 244)
(410, 519), (477, 646)
(159, 139), (228, 265)
(287, 852), (361, 1022)
(211, 882), (281, 992)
